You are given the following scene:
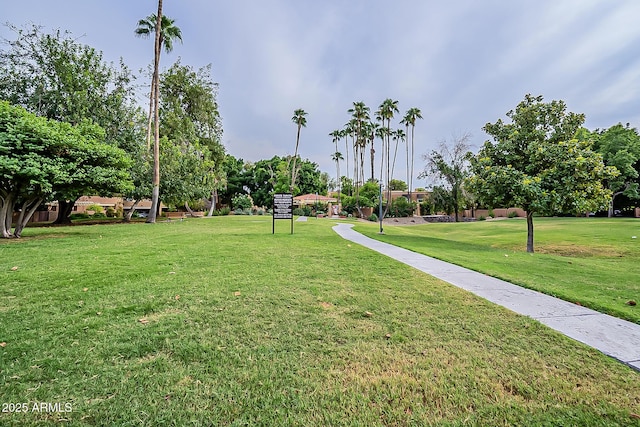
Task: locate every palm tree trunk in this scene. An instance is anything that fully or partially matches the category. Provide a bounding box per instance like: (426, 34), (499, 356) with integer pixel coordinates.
(405, 124), (410, 200)
(410, 124), (415, 200)
(147, 0), (163, 223)
(290, 125), (301, 193)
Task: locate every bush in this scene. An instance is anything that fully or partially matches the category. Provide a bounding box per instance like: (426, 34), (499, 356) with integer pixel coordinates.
(420, 200), (434, 215)
(488, 209), (495, 218)
(508, 211), (519, 218)
(293, 208), (305, 216)
(389, 197), (416, 217)
(86, 203), (104, 214)
(478, 215), (486, 221)
(232, 194), (253, 211)
(92, 212), (107, 219)
(106, 207), (117, 218)
(367, 213), (378, 222)
(70, 213), (90, 220)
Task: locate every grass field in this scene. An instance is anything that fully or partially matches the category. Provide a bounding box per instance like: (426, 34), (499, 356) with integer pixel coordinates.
(1, 216), (639, 426)
(354, 217), (640, 325)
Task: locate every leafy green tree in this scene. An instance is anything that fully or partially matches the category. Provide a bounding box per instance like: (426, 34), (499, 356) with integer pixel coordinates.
(389, 179), (408, 191)
(218, 155), (251, 207)
(0, 102), (132, 237)
(420, 133), (472, 222)
(0, 24), (143, 223)
(468, 94), (616, 252)
(158, 61), (224, 212)
(589, 124), (640, 216)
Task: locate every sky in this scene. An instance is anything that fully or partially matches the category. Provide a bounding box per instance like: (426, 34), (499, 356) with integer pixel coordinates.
(2, 0), (640, 189)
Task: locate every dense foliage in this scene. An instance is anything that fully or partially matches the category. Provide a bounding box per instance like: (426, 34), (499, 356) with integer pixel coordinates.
(0, 102), (132, 237)
(468, 94), (616, 252)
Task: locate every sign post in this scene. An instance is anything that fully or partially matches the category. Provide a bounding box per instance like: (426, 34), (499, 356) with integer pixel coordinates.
(273, 193), (293, 234)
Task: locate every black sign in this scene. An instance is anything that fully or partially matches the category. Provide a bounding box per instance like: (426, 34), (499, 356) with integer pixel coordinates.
(273, 193), (293, 219)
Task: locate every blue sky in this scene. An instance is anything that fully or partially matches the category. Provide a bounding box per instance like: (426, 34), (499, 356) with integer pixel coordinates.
(2, 0), (640, 188)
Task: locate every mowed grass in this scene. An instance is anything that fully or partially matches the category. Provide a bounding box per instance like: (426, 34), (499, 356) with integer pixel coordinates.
(355, 217), (640, 325)
(0, 216), (638, 426)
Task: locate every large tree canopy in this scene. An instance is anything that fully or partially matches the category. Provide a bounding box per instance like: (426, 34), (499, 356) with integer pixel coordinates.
(0, 23), (143, 223)
(0, 101), (132, 238)
(586, 123), (640, 216)
(468, 94), (616, 253)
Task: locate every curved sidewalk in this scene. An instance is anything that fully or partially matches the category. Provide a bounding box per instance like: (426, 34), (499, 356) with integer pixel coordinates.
(333, 223), (640, 372)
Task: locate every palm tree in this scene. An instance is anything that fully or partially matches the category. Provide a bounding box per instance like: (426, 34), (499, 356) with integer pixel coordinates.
(135, 4), (182, 223)
(341, 124), (353, 192)
(390, 128), (406, 187)
(331, 151), (344, 208)
(366, 121), (379, 182)
(347, 102), (370, 216)
(290, 108), (308, 193)
(376, 99), (399, 216)
(402, 107), (423, 200)
(135, 13), (183, 150)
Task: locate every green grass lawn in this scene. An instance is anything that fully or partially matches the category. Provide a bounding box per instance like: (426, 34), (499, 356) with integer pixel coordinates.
(355, 217), (640, 325)
(1, 217), (639, 426)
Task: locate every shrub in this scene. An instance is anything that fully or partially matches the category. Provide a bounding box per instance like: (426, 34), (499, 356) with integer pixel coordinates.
(478, 215), (486, 221)
(367, 213), (378, 222)
(92, 212), (107, 219)
(420, 200), (434, 215)
(232, 194), (253, 211)
(86, 203), (104, 214)
(70, 213), (90, 220)
(293, 208), (305, 216)
(488, 208), (495, 218)
(257, 209), (265, 215)
(106, 207), (117, 218)
(389, 197), (416, 217)
(508, 211), (519, 218)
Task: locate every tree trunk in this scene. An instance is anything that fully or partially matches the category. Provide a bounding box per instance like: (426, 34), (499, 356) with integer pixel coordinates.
(124, 199), (140, 222)
(53, 199), (76, 224)
(410, 124), (415, 200)
(370, 144), (375, 183)
(0, 193), (15, 238)
(147, 0), (163, 224)
(13, 198), (43, 238)
(207, 190), (217, 216)
(526, 211), (535, 253)
(184, 201), (194, 216)
(290, 126), (301, 193)
(608, 189), (624, 217)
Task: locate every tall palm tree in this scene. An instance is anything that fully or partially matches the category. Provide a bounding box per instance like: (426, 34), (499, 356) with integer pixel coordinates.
(402, 107), (423, 200)
(135, 13), (183, 150)
(341, 124), (353, 192)
(367, 121), (379, 182)
(331, 151), (344, 207)
(290, 108), (308, 193)
(390, 128), (406, 188)
(135, 4), (182, 223)
(376, 99), (399, 216)
(347, 102), (370, 216)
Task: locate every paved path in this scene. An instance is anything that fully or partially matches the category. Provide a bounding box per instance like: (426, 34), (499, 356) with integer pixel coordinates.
(333, 223), (640, 371)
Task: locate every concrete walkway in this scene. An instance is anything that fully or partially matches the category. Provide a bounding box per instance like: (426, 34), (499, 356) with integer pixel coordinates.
(332, 223), (640, 371)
